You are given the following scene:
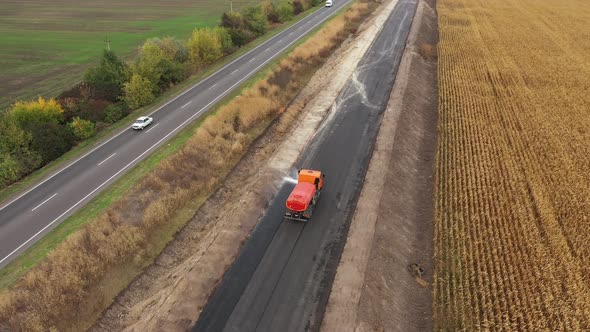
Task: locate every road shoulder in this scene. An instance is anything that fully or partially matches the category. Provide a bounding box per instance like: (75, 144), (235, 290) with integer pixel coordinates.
(321, 1), (438, 331)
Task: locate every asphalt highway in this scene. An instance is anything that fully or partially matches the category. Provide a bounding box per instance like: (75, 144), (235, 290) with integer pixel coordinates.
(0, 1), (353, 270)
(193, 0), (417, 331)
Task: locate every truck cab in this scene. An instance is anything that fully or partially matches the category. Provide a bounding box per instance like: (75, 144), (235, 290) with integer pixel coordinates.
(297, 169), (324, 190)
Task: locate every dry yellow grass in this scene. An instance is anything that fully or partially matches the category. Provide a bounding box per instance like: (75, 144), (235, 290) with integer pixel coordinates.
(435, 0), (590, 330)
(0, 2), (374, 331)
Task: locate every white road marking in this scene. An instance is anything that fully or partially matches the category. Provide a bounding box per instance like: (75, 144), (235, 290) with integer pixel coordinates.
(98, 153), (117, 166)
(31, 193), (57, 212)
(249, 57), (256, 63)
(181, 101), (192, 108)
(0, 0), (348, 267)
(145, 123), (159, 133)
(231, 69), (238, 74)
(278, 39), (283, 43)
(208, 83), (218, 90)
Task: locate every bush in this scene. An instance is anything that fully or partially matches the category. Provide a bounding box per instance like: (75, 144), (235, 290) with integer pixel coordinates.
(7, 98), (75, 164)
(78, 99), (110, 123)
(0, 155), (19, 188)
(277, 2), (294, 22)
(123, 74), (155, 109)
(228, 28), (256, 47)
(28, 121), (75, 164)
(213, 27), (235, 55)
(133, 40), (165, 91)
(68, 117), (96, 141)
(0, 115), (41, 187)
(187, 28), (223, 68)
(153, 37), (188, 63)
(57, 83), (85, 100)
(261, 0), (280, 23)
(220, 11), (244, 30)
(84, 50), (129, 102)
(133, 38), (190, 92)
(103, 104), (125, 123)
(242, 5), (269, 36)
(0, 214), (144, 331)
(10, 97), (64, 126)
(58, 97), (81, 122)
(157, 59), (187, 90)
(58, 83), (93, 110)
(292, 0), (304, 15)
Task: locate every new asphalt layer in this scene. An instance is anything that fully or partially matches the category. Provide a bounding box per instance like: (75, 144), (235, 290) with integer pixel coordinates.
(0, 1), (353, 269)
(193, 0), (417, 331)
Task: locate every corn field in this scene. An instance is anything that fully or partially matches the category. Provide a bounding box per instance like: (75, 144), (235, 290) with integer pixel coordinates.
(435, 0), (590, 330)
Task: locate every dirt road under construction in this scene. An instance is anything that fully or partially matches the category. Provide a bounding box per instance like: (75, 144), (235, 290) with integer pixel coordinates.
(194, 1), (418, 330)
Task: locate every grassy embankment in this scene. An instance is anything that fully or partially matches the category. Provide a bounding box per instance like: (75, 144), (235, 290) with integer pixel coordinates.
(0, 2), (376, 330)
(435, 0), (590, 330)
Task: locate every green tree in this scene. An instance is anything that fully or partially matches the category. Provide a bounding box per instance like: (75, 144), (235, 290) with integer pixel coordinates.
(133, 40), (165, 90)
(103, 104), (125, 123)
(59, 97), (81, 122)
(220, 11), (244, 30)
(220, 12), (256, 47)
(261, 0), (280, 23)
(156, 36), (188, 63)
(292, 0), (304, 15)
(68, 117), (96, 140)
(28, 122), (75, 163)
(213, 27), (235, 55)
(157, 58), (187, 90)
(83, 50), (128, 101)
(8, 97), (74, 164)
(186, 28), (222, 68)
(277, 2), (294, 22)
(0, 154), (19, 187)
(10, 97), (64, 126)
(0, 115), (41, 187)
(242, 5), (269, 36)
(123, 74), (155, 109)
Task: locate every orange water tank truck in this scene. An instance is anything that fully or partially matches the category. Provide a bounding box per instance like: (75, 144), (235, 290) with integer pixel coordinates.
(284, 169), (325, 221)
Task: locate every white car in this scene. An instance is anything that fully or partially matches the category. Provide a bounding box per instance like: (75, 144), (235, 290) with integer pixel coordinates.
(132, 116), (154, 130)
(325, 0), (332, 7)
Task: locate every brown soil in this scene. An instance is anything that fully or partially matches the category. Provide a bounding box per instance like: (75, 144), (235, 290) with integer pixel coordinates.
(90, 3), (396, 329)
(321, 0), (438, 331)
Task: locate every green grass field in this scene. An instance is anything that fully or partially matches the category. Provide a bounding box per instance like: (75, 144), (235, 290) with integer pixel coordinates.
(0, 0), (259, 109)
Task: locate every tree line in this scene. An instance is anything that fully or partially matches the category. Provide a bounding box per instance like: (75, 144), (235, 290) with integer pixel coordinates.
(0, 0), (323, 188)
